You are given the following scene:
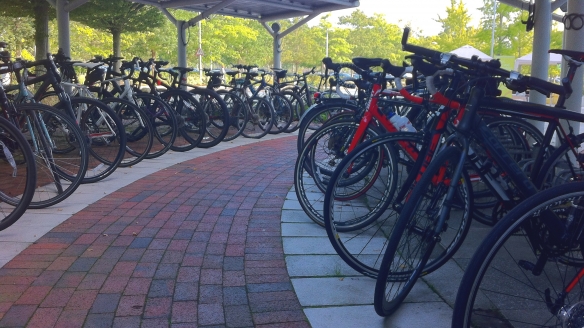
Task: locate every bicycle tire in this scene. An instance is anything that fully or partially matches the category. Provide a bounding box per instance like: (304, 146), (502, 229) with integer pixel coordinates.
(160, 89), (206, 152)
(374, 146), (473, 316)
(324, 132), (426, 277)
(282, 90), (304, 133)
(296, 100), (359, 153)
(294, 119), (381, 227)
(189, 87), (229, 148)
(17, 103), (88, 208)
(535, 132), (584, 189)
(133, 92), (177, 159)
(241, 96), (273, 139)
(452, 181), (584, 328)
(216, 89), (247, 141)
(100, 97), (154, 167)
(72, 97), (126, 183)
(471, 116), (545, 225)
(268, 92), (293, 134)
(0, 116), (36, 230)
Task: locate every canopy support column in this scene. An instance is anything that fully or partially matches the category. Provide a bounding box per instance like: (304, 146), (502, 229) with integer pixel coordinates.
(177, 20), (188, 68)
(527, 0), (552, 131)
(564, 0), (584, 128)
(56, 0), (70, 57)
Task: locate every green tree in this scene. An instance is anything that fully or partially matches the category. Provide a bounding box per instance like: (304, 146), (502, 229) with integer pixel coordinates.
(0, 0), (52, 60)
(337, 10), (404, 63)
(71, 0), (165, 60)
(434, 0), (478, 51)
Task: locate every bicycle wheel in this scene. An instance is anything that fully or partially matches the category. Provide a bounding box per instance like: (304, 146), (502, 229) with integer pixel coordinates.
(324, 132), (426, 277)
(452, 181), (584, 328)
(72, 97), (126, 183)
(374, 146), (473, 316)
(241, 96), (273, 139)
(282, 90), (304, 133)
(133, 93), (177, 159)
(18, 103), (88, 208)
(294, 119), (381, 227)
(0, 116), (36, 230)
(189, 88), (229, 148)
(160, 89), (206, 152)
(268, 92), (293, 134)
(535, 132), (584, 189)
(471, 116), (545, 226)
(216, 89), (247, 141)
(296, 100), (359, 153)
(101, 98), (154, 167)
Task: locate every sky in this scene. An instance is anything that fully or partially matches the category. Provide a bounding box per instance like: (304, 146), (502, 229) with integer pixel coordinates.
(315, 0), (488, 36)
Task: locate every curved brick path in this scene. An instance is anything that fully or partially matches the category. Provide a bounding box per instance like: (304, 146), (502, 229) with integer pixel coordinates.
(0, 136), (308, 328)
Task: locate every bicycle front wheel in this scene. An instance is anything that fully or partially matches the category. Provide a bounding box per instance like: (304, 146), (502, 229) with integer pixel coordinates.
(0, 116), (36, 230)
(19, 103), (88, 208)
(242, 97), (273, 139)
(101, 98), (154, 167)
(374, 146), (473, 316)
(189, 88), (229, 148)
(216, 89), (247, 141)
(268, 92), (293, 134)
(452, 181), (584, 328)
(324, 132), (425, 277)
(61, 97), (126, 183)
(161, 89), (206, 152)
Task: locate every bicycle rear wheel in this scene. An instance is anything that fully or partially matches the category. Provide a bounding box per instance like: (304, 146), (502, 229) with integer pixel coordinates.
(324, 132), (425, 277)
(189, 88), (229, 148)
(0, 116), (36, 230)
(18, 103), (88, 208)
(452, 182), (584, 328)
(133, 93), (177, 159)
(374, 146), (472, 316)
(268, 92), (293, 134)
(101, 98), (154, 167)
(282, 90), (304, 133)
(294, 119), (381, 227)
(242, 97), (273, 139)
(160, 89), (206, 152)
(216, 89), (247, 141)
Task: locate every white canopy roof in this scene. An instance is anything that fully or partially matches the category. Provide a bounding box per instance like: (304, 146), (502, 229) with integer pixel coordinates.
(514, 52), (563, 71)
(449, 45), (493, 60)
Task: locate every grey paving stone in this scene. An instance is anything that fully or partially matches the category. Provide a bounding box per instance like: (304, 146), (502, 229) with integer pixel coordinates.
(281, 223), (326, 237)
(282, 199), (303, 210)
(291, 276), (441, 307)
(282, 237), (336, 255)
(304, 303), (452, 328)
(285, 255), (360, 277)
(280, 210), (312, 223)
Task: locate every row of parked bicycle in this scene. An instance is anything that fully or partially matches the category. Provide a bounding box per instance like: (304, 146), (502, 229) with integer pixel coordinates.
(293, 27), (584, 327)
(0, 43), (328, 232)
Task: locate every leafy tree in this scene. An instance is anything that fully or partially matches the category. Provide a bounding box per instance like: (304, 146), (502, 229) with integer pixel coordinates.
(71, 0), (165, 60)
(337, 10), (404, 63)
(0, 0), (52, 60)
(433, 0), (478, 51)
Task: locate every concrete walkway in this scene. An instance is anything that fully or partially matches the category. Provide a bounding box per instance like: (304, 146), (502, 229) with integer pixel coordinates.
(0, 133), (481, 327)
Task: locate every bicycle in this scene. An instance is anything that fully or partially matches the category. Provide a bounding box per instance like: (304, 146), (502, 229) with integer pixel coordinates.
(373, 27), (582, 317)
(452, 181), (584, 327)
(24, 52), (126, 184)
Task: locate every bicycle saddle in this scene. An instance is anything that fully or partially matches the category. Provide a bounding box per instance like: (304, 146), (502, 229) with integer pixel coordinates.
(225, 70), (239, 77)
(172, 66), (196, 74)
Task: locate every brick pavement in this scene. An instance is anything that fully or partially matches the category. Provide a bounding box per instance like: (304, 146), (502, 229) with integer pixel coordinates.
(0, 136), (309, 328)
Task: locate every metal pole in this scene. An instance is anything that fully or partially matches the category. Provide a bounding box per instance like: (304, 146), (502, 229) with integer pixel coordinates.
(564, 0), (584, 133)
(56, 0), (70, 57)
(273, 34), (282, 69)
(199, 20), (202, 81)
(326, 29), (329, 57)
(490, 0), (497, 57)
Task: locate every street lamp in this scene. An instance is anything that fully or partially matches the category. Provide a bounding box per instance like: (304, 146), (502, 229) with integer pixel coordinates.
(325, 29), (329, 57)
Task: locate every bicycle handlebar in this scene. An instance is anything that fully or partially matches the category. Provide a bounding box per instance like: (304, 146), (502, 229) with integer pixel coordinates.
(401, 27), (566, 98)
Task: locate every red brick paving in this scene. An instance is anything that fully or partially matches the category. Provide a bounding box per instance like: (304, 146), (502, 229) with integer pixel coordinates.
(0, 136), (309, 327)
